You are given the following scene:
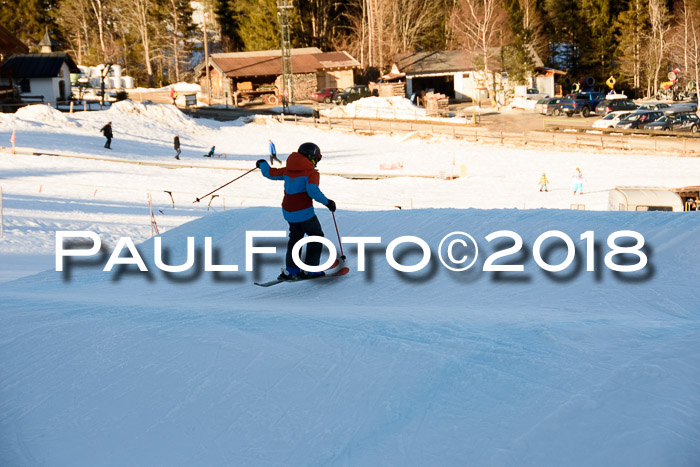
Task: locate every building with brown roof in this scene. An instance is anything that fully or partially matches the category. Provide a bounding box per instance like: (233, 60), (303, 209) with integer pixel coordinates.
(194, 47), (360, 105)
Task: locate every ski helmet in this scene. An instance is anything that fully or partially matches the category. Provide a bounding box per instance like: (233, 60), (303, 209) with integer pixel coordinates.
(298, 142), (322, 165)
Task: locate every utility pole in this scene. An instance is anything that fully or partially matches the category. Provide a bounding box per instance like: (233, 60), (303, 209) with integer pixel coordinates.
(203, 10), (212, 105)
(277, 0), (293, 111)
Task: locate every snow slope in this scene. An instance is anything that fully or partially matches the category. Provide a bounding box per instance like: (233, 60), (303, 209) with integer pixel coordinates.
(0, 102), (699, 465)
(1, 207), (699, 466)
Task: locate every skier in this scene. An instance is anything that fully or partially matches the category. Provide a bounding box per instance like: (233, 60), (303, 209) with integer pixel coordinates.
(174, 134), (181, 160)
(538, 172), (549, 192)
(204, 146), (215, 157)
(572, 167), (584, 195)
(256, 142), (336, 281)
(268, 139), (281, 165)
(170, 87), (178, 105)
(100, 122), (113, 149)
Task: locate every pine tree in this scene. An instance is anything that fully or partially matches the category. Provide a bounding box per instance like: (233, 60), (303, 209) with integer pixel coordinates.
(615, 0), (649, 94)
(0, 0), (60, 50)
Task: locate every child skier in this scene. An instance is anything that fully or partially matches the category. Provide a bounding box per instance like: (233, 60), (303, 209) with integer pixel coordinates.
(257, 142), (336, 281)
(268, 139), (282, 165)
(572, 168), (584, 195)
(538, 173), (549, 192)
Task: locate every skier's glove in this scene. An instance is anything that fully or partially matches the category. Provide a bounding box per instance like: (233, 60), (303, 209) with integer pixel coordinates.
(256, 159), (266, 169)
(326, 199), (336, 212)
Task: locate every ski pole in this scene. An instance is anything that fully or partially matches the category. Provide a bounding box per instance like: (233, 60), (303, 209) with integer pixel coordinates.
(193, 166), (258, 203)
(331, 211), (346, 261)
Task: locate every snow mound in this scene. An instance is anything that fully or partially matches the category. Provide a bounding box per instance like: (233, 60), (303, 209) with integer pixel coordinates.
(324, 96), (427, 119)
(108, 100), (201, 132)
(15, 104), (71, 126)
(172, 82), (200, 93)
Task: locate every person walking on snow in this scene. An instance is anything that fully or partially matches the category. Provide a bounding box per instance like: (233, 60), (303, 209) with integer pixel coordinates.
(257, 142), (336, 281)
(170, 87), (178, 105)
(539, 172), (549, 192)
(268, 139), (281, 165)
(174, 134), (181, 160)
(573, 167), (584, 195)
(100, 122), (113, 149)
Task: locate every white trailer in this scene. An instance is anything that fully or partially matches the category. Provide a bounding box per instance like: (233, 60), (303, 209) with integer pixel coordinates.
(608, 186), (684, 212)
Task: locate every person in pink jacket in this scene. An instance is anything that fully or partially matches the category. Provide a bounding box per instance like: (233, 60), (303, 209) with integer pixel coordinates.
(572, 167), (584, 195)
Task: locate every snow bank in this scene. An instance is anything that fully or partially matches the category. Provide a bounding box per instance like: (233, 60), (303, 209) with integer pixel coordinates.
(15, 104), (71, 126)
(171, 82), (200, 93)
(107, 100), (202, 132)
(1, 207), (699, 466)
(323, 96), (428, 119)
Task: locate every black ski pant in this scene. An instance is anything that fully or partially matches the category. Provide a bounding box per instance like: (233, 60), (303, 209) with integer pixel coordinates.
(286, 215), (324, 269)
(104, 137), (112, 148)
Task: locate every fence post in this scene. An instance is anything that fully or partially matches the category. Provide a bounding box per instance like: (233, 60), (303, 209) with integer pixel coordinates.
(683, 137), (687, 156)
(69, 101), (74, 113)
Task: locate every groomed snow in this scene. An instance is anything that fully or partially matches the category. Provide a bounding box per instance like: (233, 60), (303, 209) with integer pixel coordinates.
(0, 102), (699, 466)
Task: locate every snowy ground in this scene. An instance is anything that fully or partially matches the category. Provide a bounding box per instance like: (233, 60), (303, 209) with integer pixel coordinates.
(0, 102), (699, 466)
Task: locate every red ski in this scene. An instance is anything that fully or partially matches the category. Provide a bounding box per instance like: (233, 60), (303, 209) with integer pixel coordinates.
(254, 261), (348, 287)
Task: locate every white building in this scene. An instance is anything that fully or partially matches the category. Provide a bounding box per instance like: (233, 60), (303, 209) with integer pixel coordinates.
(0, 52), (79, 104)
(0, 32), (79, 105)
(388, 50), (566, 101)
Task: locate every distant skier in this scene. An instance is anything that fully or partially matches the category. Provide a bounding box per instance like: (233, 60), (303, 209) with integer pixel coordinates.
(174, 134), (181, 160)
(100, 122), (113, 149)
(256, 142), (336, 281)
(170, 87), (178, 105)
(573, 167), (584, 195)
(268, 139), (281, 165)
(204, 146), (215, 157)
(539, 172), (549, 192)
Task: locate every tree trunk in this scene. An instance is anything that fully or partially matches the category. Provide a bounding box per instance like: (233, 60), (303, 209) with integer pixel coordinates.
(170, 0), (181, 83)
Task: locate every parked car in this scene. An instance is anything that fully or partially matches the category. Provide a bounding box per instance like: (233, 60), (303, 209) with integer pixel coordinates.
(310, 87), (340, 104)
(524, 88), (549, 100)
(592, 110), (633, 129)
(560, 92), (606, 117)
(333, 85), (372, 105)
(614, 110), (664, 129)
(594, 99), (637, 116)
(666, 102), (698, 113)
(645, 112), (700, 132)
(637, 102), (670, 111)
(535, 97), (565, 115)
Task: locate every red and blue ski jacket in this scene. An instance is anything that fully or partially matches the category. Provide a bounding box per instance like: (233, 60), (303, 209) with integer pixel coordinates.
(260, 152), (329, 223)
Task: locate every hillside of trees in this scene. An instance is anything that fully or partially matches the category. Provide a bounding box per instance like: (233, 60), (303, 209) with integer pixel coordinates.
(2, 0), (699, 97)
